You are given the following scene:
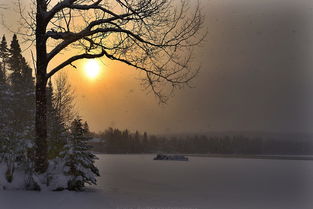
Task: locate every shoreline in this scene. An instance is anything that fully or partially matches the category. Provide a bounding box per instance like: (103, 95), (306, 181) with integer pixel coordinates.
(186, 154), (313, 161)
(93, 152), (313, 161)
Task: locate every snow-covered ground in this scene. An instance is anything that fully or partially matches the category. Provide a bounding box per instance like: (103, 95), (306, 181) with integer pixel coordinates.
(1, 154), (313, 209)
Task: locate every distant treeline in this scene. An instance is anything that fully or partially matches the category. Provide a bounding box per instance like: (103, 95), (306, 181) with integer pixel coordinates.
(90, 128), (313, 155)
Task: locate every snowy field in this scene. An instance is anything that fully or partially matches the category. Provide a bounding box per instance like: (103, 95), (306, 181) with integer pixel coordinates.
(1, 154), (313, 209)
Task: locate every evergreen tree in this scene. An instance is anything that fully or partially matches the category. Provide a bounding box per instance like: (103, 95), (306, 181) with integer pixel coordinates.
(21, 57), (35, 139)
(8, 34), (26, 132)
(8, 34), (22, 86)
(142, 132), (149, 152)
(62, 117), (99, 190)
(1, 35), (35, 185)
(0, 36), (8, 138)
(133, 131), (140, 153)
(0, 35), (9, 80)
(7, 35), (35, 136)
(0, 44), (10, 165)
(0, 35), (10, 142)
(0, 35), (100, 190)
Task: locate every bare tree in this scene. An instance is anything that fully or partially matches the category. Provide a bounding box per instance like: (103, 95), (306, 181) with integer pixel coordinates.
(53, 72), (76, 127)
(19, 0), (205, 173)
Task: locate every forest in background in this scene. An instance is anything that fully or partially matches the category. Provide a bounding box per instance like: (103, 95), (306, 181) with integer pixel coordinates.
(90, 128), (313, 155)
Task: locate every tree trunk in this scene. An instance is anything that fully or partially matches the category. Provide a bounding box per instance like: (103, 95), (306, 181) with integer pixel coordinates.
(35, 76), (48, 173)
(34, 0), (48, 174)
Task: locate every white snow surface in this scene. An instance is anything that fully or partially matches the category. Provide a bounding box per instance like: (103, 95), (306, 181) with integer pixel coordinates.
(1, 154), (313, 209)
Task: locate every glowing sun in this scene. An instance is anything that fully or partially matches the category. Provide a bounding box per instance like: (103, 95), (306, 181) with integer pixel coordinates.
(84, 59), (102, 79)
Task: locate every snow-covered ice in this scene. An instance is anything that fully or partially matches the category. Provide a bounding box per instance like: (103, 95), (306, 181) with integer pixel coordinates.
(1, 154), (313, 209)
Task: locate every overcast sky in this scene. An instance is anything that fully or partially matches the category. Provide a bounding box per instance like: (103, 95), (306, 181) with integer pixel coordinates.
(1, 0), (313, 134)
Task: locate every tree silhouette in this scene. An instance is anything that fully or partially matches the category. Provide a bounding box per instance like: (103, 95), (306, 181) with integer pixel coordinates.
(20, 0), (205, 173)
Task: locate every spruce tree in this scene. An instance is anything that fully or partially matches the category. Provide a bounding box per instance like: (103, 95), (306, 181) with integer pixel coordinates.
(8, 34), (24, 132)
(0, 40), (9, 162)
(7, 34), (35, 137)
(63, 117), (99, 191)
(0, 35), (9, 80)
(0, 35), (22, 183)
(21, 57), (35, 139)
(1, 35), (35, 185)
(0, 35), (99, 190)
(0, 35), (9, 135)
(8, 34), (22, 84)
(0, 36), (8, 130)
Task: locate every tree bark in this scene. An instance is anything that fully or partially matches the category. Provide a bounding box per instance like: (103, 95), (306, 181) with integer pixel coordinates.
(34, 0), (48, 174)
(35, 77), (48, 173)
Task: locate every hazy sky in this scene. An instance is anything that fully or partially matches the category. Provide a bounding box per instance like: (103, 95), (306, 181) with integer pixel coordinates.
(1, 0), (313, 134)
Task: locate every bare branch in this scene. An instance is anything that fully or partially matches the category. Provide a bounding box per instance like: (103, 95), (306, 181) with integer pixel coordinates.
(16, 0), (205, 102)
(47, 49), (105, 78)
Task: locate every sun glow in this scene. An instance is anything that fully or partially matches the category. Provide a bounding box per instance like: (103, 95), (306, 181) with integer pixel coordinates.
(84, 59), (102, 79)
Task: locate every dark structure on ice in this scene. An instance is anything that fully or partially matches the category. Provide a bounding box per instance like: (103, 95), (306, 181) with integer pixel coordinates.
(154, 154), (188, 161)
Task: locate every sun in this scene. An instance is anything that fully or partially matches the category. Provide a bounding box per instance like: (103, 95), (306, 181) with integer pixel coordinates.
(84, 59), (102, 79)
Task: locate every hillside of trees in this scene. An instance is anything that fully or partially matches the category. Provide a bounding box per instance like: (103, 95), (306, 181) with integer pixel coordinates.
(90, 128), (313, 155)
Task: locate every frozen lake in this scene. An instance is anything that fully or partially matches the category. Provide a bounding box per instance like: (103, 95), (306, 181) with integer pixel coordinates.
(1, 154), (313, 209)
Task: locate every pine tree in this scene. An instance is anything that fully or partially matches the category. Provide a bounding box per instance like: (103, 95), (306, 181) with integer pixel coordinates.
(0, 35), (9, 80)
(7, 34), (35, 136)
(8, 34), (24, 132)
(21, 57), (35, 139)
(0, 35), (20, 183)
(0, 35), (99, 190)
(0, 36), (8, 136)
(62, 117), (99, 191)
(1, 35), (35, 185)
(0, 35), (9, 138)
(8, 34), (22, 85)
(0, 46), (10, 164)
